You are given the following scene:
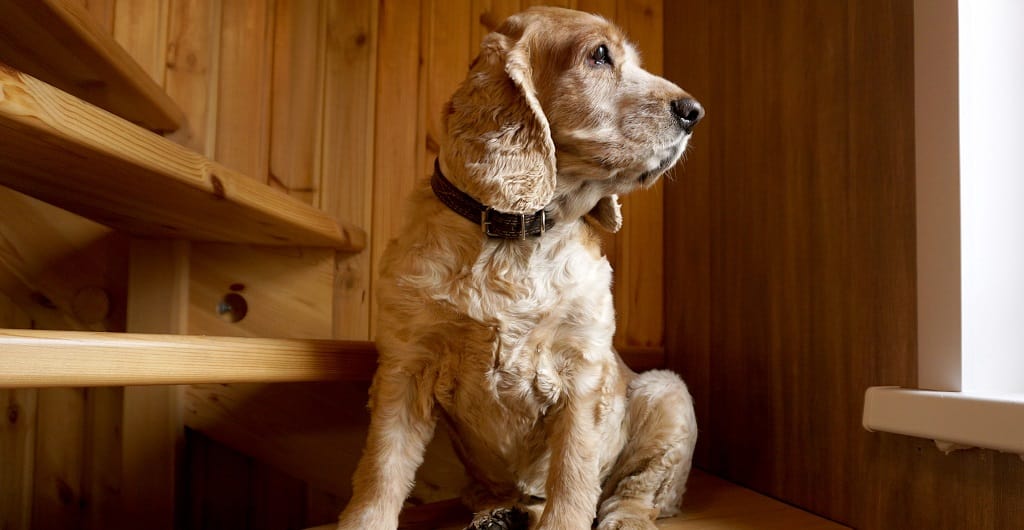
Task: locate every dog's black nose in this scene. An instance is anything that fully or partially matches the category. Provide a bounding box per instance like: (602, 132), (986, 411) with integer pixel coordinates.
(671, 98), (704, 133)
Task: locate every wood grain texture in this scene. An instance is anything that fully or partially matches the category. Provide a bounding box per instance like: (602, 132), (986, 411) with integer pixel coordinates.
(215, 0), (275, 181)
(122, 239), (191, 530)
(320, 0), (378, 340)
(31, 388), (87, 530)
(0, 330), (379, 387)
(664, 1), (1024, 529)
(77, 0), (116, 33)
(0, 63), (364, 250)
(0, 0), (183, 130)
(112, 0), (170, 85)
(0, 388), (37, 530)
(667, 470), (848, 530)
(471, 0), (521, 57)
(575, 0), (615, 17)
(0, 188), (128, 332)
(663, 0), (712, 466)
(82, 387), (123, 529)
(187, 244), (334, 339)
(163, 0), (222, 154)
(370, 0), (424, 335)
(610, 0), (664, 348)
(269, 0), (325, 205)
(423, 0), (472, 179)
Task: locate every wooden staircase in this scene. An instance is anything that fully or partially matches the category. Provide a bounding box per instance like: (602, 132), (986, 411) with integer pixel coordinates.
(0, 2), (381, 527)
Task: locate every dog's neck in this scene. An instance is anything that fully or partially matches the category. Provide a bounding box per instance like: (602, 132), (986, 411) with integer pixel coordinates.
(435, 157), (619, 239)
(431, 160), (556, 239)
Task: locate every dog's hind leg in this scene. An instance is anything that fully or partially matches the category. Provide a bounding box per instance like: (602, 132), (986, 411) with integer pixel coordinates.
(337, 365), (437, 530)
(595, 370), (697, 530)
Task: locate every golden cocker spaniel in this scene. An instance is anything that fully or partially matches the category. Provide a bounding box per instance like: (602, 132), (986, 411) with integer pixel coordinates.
(338, 7), (703, 530)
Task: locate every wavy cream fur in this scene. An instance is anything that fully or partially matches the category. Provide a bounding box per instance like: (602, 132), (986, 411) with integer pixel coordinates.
(338, 7), (698, 530)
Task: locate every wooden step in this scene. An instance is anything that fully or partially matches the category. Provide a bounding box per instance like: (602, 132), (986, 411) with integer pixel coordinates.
(0, 329), (378, 387)
(0, 0), (184, 131)
(304, 470), (849, 529)
(0, 329), (666, 388)
(0, 63), (365, 250)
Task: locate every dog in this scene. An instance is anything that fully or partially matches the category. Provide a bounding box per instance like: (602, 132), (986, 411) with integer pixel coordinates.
(337, 7), (703, 530)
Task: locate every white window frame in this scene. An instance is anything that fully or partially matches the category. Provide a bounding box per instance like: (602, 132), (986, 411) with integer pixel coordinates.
(862, 0), (1024, 457)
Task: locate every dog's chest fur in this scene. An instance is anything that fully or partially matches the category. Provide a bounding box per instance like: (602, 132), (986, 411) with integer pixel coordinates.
(375, 193), (628, 496)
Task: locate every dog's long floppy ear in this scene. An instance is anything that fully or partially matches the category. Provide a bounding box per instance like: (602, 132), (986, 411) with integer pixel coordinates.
(586, 195), (623, 233)
(440, 16), (556, 214)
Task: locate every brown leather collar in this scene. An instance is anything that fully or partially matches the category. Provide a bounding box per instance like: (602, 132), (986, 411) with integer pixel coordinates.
(430, 160), (554, 239)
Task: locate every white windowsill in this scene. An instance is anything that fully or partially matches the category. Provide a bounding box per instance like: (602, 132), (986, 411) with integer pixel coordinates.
(863, 386), (1024, 457)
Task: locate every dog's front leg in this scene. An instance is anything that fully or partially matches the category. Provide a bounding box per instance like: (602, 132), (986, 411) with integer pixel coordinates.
(337, 366), (437, 530)
(536, 393), (602, 530)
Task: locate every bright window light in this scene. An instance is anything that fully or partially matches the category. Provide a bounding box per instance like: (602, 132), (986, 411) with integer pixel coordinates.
(959, 0), (1024, 394)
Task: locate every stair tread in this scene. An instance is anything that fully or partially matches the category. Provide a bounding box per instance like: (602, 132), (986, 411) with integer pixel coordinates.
(306, 470), (848, 530)
(0, 329), (378, 387)
(0, 63), (365, 250)
(0, 0), (184, 131)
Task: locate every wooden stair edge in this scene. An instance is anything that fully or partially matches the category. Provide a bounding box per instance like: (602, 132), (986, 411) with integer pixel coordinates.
(0, 329), (664, 388)
(0, 329), (378, 388)
(0, 0), (184, 131)
(0, 62), (366, 251)
(303, 470), (849, 530)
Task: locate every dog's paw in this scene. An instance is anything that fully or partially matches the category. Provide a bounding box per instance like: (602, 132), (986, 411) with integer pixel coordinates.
(464, 506), (530, 530)
(595, 515), (658, 530)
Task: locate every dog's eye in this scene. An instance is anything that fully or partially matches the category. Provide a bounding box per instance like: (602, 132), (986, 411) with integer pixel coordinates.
(589, 44), (612, 66)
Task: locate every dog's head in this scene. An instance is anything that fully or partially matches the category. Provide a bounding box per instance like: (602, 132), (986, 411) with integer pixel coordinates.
(440, 7), (702, 232)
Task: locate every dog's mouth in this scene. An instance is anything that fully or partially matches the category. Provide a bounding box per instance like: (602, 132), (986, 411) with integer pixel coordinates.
(637, 137), (688, 186)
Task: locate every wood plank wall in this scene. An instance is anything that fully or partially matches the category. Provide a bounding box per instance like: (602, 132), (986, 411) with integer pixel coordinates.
(664, 1), (1024, 529)
(0, 1), (669, 529)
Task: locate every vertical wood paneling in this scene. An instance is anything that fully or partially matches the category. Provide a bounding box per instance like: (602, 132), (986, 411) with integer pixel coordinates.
(522, 0), (574, 8)
(269, 0), (325, 204)
(414, 2), (432, 229)
(123, 240), (190, 530)
(320, 0), (378, 340)
(112, 0), (170, 85)
(471, 0), (520, 56)
(164, 0), (223, 155)
(117, 5), (200, 523)
(78, 0), (117, 33)
(83, 387), (123, 529)
(1, 388), (37, 530)
(216, 0), (275, 180)
(423, 0), (472, 179)
(575, 0), (615, 17)
(0, 175), (125, 530)
(32, 388), (87, 530)
(664, 1), (1024, 529)
(612, 0), (664, 348)
(370, 0), (424, 334)
(664, 0), (711, 466)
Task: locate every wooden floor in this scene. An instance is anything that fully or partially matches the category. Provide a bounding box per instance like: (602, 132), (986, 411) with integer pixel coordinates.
(308, 469), (848, 530)
(664, 470), (848, 529)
